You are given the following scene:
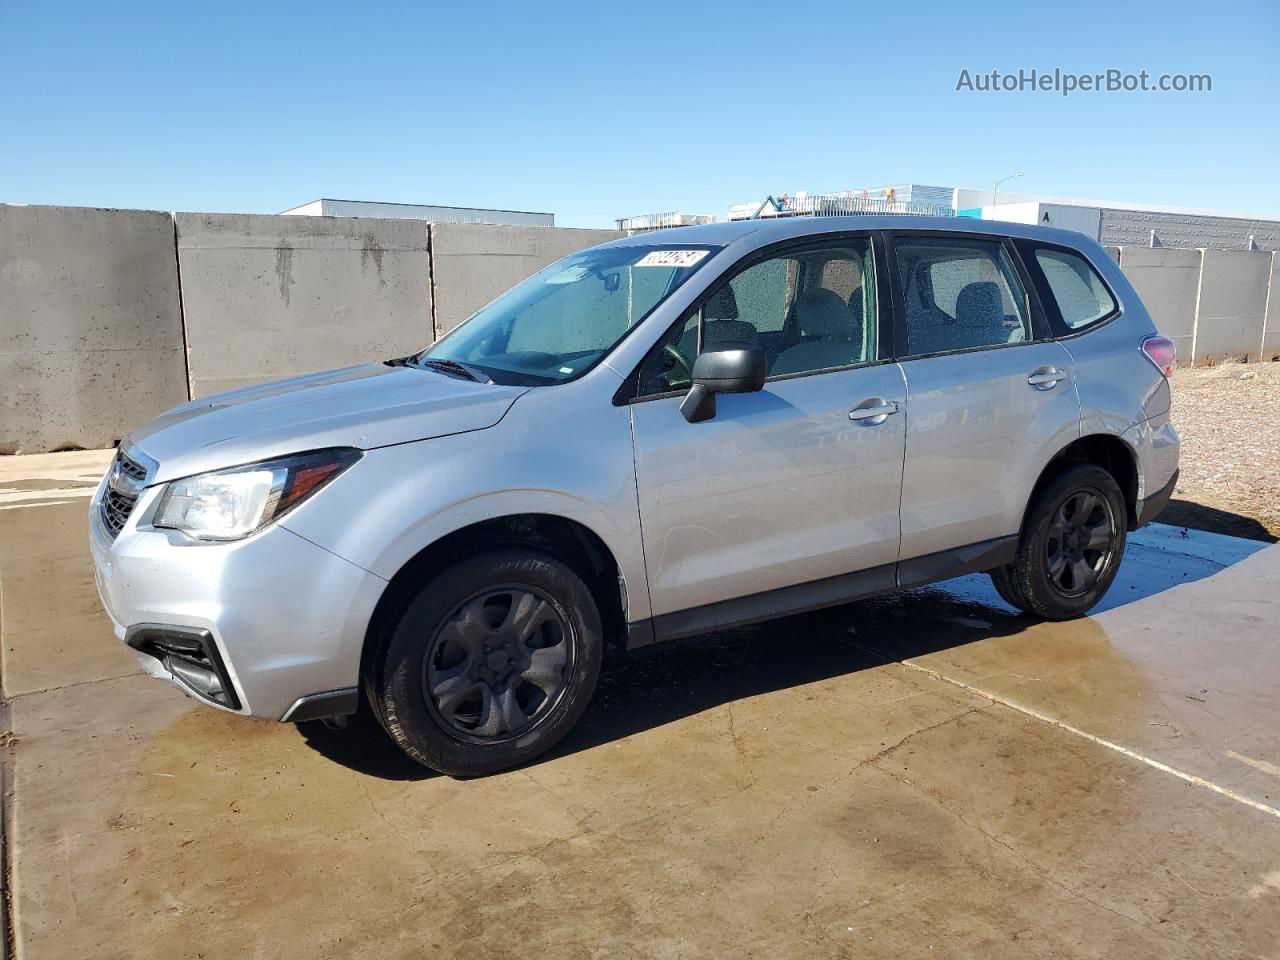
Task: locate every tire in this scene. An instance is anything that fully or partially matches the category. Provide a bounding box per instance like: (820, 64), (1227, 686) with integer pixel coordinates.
(365, 548), (603, 776)
(990, 463), (1127, 621)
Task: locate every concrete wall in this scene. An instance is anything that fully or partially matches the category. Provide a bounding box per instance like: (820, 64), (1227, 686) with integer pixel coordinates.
(0, 205), (188, 454)
(8, 203), (1280, 454)
(176, 213), (433, 397)
(1190, 250), (1272, 364)
(1261, 254), (1280, 362)
(0, 206), (622, 452)
(1118, 247), (1201, 363)
(429, 224), (624, 335)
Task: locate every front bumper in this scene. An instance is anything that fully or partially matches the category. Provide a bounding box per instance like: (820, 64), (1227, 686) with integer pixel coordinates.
(89, 479), (387, 721)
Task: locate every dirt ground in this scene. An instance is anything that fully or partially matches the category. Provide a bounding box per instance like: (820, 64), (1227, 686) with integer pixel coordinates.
(1165, 360), (1280, 542)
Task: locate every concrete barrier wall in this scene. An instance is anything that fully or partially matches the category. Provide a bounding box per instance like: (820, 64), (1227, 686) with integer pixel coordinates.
(429, 224), (624, 335)
(0, 205), (188, 454)
(1117, 247), (1201, 364)
(1261, 254), (1280, 362)
(177, 213), (433, 397)
(1189, 249), (1272, 364)
(8, 204), (1280, 454)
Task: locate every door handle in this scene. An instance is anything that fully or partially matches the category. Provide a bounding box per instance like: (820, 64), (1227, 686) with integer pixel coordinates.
(848, 399), (900, 424)
(1027, 367), (1067, 390)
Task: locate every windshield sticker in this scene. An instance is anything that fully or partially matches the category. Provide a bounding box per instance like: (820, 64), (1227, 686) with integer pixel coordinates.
(635, 249), (711, 268)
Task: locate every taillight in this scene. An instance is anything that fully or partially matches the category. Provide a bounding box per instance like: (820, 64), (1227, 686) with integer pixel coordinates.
(1141, 335), (1176, 378)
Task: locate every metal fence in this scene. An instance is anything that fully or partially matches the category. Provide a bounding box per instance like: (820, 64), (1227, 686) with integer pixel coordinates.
(618, 197), (956, 234)
(616, 212), (717, 232)
(728, 193), (954, 220)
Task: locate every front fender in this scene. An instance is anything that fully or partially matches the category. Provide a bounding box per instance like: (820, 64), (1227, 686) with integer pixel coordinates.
(279, 384), (652, 621)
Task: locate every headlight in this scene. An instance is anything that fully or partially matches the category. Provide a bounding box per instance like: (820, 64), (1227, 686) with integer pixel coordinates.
(154, 448), (360, 541)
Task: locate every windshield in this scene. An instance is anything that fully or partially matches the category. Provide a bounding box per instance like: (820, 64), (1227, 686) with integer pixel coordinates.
(415, 244), (720, 385)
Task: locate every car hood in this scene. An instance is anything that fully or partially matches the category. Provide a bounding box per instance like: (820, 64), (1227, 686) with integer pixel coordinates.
(129, 363), (529, 483)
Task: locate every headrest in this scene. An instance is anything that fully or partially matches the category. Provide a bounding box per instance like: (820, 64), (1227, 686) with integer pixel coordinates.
(955, 282), (1004, 327)
(796, 288), (852, 339)
(704, 285), (739, 320)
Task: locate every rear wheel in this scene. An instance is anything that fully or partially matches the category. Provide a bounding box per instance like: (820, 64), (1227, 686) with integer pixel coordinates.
(991, 464), (1127, 620)
(366, 548), (603, 776)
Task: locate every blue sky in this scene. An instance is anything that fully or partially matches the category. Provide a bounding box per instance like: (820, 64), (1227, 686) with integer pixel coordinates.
(2, 0), (1276, 227)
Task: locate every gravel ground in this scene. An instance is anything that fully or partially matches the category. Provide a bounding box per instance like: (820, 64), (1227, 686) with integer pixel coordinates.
(1162, 360), (1280, 541)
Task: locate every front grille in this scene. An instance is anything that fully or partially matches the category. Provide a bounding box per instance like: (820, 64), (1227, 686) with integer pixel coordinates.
(99, 448), (149, 538)
(100, 487), (137, 536)
(117, 454), (147, 483)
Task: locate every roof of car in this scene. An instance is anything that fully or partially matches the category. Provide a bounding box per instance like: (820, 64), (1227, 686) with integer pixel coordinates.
(603, 215), (1102, 252)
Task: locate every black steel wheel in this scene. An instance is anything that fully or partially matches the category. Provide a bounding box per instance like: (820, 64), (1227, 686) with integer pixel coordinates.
(423, 586), (573, 742)
(1044, 489), (1119, 598)
(367, 548), (603, 776)
(991, 463), (1127, 620)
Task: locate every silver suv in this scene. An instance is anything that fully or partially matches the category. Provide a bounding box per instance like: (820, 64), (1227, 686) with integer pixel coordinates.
(90, 217), (1179, 775)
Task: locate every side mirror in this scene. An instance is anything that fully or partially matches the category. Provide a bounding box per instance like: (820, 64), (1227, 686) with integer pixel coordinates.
(679, 342), (767, 423)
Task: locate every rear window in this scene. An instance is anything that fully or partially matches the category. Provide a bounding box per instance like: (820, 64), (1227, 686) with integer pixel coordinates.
(1035, 248), (1116, 330)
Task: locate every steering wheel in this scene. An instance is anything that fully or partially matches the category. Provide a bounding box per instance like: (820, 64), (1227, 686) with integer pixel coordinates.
(663, 343), (693, 380)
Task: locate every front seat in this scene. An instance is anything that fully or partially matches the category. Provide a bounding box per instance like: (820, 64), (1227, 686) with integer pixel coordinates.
(678, 284), (759, 359)
(771, 288), (859, 375)
(952, 281), (1008, 348)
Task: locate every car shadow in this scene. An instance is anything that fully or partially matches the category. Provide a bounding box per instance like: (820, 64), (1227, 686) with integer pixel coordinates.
(296, 521), (1271, 780)
(1157, 498), (1277, 543)
(295, 588), (1032, 781)
(295, 709), (439, 781)
(554, 588), (1028, 762)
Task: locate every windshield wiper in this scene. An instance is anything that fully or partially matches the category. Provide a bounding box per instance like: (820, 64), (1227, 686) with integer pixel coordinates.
(419, 358), (492, 384)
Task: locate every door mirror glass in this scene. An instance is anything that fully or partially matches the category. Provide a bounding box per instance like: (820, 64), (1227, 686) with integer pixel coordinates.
(680, 343), (766, 423)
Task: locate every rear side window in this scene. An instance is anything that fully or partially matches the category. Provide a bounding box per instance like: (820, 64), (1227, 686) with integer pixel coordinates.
(894, 237), (1030, 356)
(1034, 248), (1117, 330)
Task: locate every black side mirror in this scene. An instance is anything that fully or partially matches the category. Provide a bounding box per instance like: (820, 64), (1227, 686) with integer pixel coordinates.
(679, 342), (767, 423)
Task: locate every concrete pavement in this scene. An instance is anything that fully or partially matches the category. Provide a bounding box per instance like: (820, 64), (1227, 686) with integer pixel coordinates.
(1, 450), (1278, 959)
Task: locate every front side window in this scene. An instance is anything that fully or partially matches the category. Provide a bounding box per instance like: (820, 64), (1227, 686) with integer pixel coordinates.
(894, 237), (1030, 356)
(1035, 247), (1117, 330)
(418, 245), (719, 385)
(635, 239), (877, 397)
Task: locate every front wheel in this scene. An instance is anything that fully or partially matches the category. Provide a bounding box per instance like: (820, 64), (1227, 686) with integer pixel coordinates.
(366, 548), (603, 776)
(991, 463), (1127, 620)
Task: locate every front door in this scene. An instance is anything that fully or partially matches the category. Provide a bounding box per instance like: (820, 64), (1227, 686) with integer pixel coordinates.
(627, 236), (907, 631)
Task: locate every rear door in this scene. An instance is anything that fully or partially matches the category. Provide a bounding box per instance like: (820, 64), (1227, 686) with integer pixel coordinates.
(627, 234), (907, 631)
(889, 232), (1080, 563)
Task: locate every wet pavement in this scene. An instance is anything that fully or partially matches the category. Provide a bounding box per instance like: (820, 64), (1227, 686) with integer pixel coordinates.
(2, 451), (1278, 959)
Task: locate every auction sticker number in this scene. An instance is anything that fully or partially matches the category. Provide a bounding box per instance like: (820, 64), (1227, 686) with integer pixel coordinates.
(635, 250), (711, 268)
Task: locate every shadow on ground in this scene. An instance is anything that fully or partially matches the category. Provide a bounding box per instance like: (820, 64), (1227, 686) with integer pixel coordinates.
(296, 587), (1023, 782)
(296, 521), (1269, 780)
(1158, 498), (1278, 543)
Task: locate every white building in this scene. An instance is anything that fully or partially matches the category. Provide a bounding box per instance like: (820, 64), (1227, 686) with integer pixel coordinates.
(951, 188), (1280, 251)
(710, 183), (1280, 251)
(280, 198), (554, 227)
